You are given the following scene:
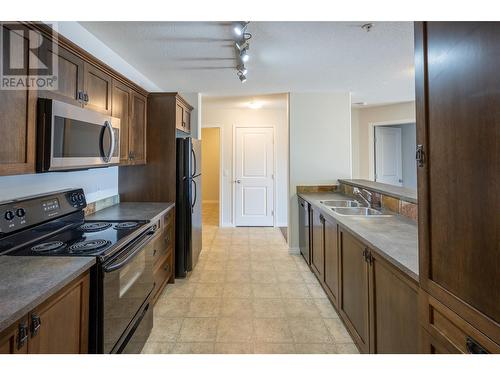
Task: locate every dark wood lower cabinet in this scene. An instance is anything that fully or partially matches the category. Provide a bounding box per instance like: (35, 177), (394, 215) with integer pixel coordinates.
(338, 228), (370, 353)
(323, 216), (339, 307)
(151, 209), (175, 304)
(369, 253), (419, 353)
(0, 271), (89, 354)
(310, 207), (324, 281)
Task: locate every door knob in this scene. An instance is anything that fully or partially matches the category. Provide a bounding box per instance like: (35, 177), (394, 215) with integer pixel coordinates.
(235, 179), (241, 184)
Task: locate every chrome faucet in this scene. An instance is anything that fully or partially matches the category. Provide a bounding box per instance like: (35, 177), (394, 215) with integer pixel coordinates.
(353, 187), (372, 208)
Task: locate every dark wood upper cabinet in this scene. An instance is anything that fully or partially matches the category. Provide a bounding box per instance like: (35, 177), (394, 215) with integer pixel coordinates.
(323, 216), (339, 307)
(369, 253), (419, 353)
(415, 22), (500, 344)
(338, 229), (370, 353)
(129, 92), (147, 165)
(84, 62), (112, 115)
(310, 207), (324, 281)
(0, 23), (36, 176)
(41, 43), (84, 106)
(174, 95), (193, 134)
(111, 80), (131, 164)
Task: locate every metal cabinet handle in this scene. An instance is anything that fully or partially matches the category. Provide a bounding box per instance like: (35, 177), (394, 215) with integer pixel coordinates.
(77, 91), (85, 104)
(84, 92), (89, 103)
(416, 144), (425, 167)
(17, 322), (28, 350)
(30, 314), (41, 337)
(466, 337), (488, 354)
(153, 249), (157, 257)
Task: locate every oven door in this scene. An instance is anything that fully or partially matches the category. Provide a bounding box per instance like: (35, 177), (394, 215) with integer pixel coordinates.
(39, 99), (120, 171)
(101, 227), (156, 354)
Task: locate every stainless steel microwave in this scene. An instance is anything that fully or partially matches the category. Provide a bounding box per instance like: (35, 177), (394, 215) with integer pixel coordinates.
(37, 99), (120, 172)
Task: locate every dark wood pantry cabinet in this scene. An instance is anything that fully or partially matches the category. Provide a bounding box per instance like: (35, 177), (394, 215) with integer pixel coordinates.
(415, 22), (500, 352)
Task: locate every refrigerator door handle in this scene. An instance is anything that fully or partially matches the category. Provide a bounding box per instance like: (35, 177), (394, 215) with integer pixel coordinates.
(191, 178), (197, 211)
(191, 148), (197, 177)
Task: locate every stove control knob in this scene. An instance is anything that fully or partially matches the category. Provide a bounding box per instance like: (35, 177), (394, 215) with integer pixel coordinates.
(4, 210), (15, 221)
(70, 194), (78, 204)
(77, 193), (85, 202)
(16, 208), (26, 218)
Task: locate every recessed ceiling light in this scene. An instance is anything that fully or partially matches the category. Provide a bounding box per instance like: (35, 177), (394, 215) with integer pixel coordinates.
(248, 101), (263, 109)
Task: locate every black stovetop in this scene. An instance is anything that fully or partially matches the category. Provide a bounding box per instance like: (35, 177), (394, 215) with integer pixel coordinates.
(1, 212), (149, 260)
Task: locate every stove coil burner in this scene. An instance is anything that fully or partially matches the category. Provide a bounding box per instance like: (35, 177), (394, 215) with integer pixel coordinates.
(68, 239), (111, 253)
(31, 241), (66, 253)
(79, 222), (112, 232)
(114, 222), (139, 230)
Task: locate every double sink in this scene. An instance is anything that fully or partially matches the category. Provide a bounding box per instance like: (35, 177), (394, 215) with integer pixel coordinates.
(319, 200), (392, 217)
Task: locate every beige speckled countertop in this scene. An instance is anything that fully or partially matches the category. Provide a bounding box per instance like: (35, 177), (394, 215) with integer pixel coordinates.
(0, 256), (95, 332)
(299, 192), (419, 282)
(86, 202), (174, 222)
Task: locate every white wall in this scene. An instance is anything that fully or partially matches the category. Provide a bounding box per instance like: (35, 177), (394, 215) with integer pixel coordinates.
(0, 167), (118, 203)
(351, 101), (415, 179)
(202, 96), (288, 227)
(288, 92), (352, 251)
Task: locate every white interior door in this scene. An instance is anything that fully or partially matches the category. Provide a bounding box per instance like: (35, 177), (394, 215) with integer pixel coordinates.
(375, 127), (403, 186)
(234, 127), (274, 226)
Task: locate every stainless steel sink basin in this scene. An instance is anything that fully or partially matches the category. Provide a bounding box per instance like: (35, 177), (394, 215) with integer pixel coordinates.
(320, 200), (361, 207)
(331, 207), (392, 217)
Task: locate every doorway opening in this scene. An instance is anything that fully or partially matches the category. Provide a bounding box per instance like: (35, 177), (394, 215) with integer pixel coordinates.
(201, 127), (221, 228)
(373, 122), (416, 189)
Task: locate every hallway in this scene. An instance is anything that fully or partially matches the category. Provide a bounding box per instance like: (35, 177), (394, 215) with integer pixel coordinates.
(142, 201), (358, 354)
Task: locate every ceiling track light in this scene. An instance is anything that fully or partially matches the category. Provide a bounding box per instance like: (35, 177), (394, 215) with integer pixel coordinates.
(233, 21), (251, 83)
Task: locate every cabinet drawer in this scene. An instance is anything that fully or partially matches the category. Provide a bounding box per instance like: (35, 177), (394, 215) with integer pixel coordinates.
(420, 290), (500, 353)
(153, 250), (173, 301)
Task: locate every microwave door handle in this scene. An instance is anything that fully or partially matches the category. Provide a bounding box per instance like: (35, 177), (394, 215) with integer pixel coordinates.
(103, 120), (115, 162)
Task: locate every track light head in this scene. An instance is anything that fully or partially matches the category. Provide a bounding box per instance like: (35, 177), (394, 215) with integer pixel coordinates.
(233, 21), (249, 36)
(240, 48), (249, 62)
(237, 70), (247, 83)
(237, 65), (247, 75)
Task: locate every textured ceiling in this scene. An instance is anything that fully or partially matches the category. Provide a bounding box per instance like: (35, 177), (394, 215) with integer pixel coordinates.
(79, 21), (415, 105)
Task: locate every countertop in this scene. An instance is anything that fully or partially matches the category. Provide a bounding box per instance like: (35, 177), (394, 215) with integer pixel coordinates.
(298, 192), (419, 282)
(0, 256), (95, 332)
(86, 202), (175, 222)
(338, 179), (417, 203)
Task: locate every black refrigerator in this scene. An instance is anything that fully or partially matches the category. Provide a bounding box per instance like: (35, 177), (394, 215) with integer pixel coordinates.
(175, 137), (202, 278)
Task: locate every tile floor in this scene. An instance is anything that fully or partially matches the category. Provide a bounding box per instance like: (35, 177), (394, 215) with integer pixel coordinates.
(142, 202), (359, 354)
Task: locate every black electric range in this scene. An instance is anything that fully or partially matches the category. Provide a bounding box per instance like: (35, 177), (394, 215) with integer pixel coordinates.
(0, 189), (157, 354)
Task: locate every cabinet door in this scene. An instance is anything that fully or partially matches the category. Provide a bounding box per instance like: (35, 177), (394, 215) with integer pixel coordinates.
(41, 43), (84, 106)
(338, 229), (370, 353)
(84, 62), (112, 114)
(112, 80), (131, 164)
(175, 103), (184, 131)
(0, 24), (36, 176)
(28, 272), (89, 354)
(415, 22), (500, 333)
(310, 207), (324, 280)
(369, 253), (419, 353)
(0, 316), (29, 354)
(183, 108), (191, 133)
(324, 217), (339, 307)
(129, 92), (147, 164)
(298, 198), (310, 264)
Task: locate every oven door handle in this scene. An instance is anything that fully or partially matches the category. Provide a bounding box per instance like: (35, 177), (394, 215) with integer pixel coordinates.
(103, 229), (156, 273)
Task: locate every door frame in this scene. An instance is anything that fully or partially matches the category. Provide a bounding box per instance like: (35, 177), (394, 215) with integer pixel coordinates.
(201, 125), (223, 227)
(232, 125), (277, 227)
(368, 119), (415, 181)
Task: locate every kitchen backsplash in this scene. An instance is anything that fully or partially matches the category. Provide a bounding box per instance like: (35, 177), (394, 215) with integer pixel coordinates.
(338, 182), (418, 221)
(296, 185), (338, 193)
(83, 194), (120, 216)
